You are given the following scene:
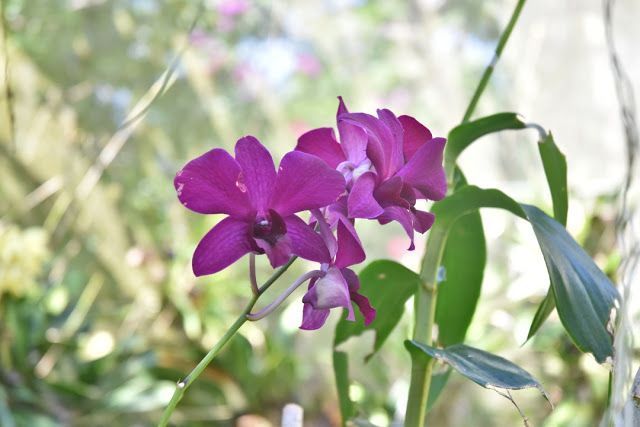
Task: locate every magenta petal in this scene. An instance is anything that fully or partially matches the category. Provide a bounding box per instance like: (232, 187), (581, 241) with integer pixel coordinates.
(300, 303), (330, 330)
(376, 108), (404, 175)
(174, 148), (251, 217)
(397, 137), (447, 201)
(342, 268), (376, 325)
(284, 215), (331, 263)
(192, 217), (253, 276)
(347, 172), (384, 219)
(271, 151), (345, 217)
(337, 120), (368, 165)
(336, 96), (349, 117)
(334, 218), (366, 269)
(312, 209), (338, 259)
(378, 206), (416, 250)
(398, 115), (433, 161)
(351, 292), (376, 325)
(414, 209), (435, 233)
(373, 176), (410, 209)
(234, 136), (277, 213)
(340, 113), (388, 178)
(254, 234), (292, 268)
(296, 128), (346, 169)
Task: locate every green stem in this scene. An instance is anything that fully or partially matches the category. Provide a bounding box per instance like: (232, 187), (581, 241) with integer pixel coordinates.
(158, 258), (296, 427)
(404, 227), (447, 426)
(405, 2), (527, 425)
(461, 0), (527, 124)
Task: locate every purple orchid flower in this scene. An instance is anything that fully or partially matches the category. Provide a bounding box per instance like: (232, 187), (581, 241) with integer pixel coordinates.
(296, 97), (447, 249)
(299, 206), (375, 330)
(175, 136), (345, 276)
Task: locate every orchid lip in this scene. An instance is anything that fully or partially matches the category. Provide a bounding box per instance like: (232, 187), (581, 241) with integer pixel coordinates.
(251, 209), (287, 248)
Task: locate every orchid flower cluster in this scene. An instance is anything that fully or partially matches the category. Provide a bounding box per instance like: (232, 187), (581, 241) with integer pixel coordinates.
(174, 97), (447, 330)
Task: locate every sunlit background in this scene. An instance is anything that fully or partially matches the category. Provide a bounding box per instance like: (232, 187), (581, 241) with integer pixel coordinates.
(1, 0), (638, 426)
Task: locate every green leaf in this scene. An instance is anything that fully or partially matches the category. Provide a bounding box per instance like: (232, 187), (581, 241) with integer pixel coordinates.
(444, 113), (526, 179)
(427, 369), (452, 412)
(334, 260), (421, 358)
(526, 290), (555, 341)
(332, 351), (353, 426)
(435, 170), (486, 347)
(521, 204), (619, 363)
(432, 186), (619, 363)
(405, 341), (549, 401)
(526, 132), (567, 340)
(538, 132), (568, 226)
(429, 170), (486, 410)
(431, 185), (526, 226)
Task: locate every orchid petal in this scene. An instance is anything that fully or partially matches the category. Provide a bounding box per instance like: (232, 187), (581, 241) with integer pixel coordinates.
(284, 215), (331, 263)
(254, 234), (292, 268)
(398, 115), (433, 161)
(337, 95), (349, 117)
(373, 176), (409, 209)
(311, 209), (338, 259)
(337, 120), (368, 165)
(174, 148), (251, 218)
(377, 108), (405, 175)
(300, 303), (330, 330)
(335, 218), (366, 269)
(271, 151), (345, 217)
(347, 172), (384, 219)
(340, 112), (388, 178)
(235, 136), (277, 214)
(296, 127), (345, 169)
(378, 206), (416, 250)
(414, 209), (435, 233)
(397, 137), (447, 201)
(342, 268), (376, 325)
(192, 217), (253, 276)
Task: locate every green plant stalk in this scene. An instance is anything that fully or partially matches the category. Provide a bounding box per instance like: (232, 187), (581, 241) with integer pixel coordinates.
(461, 0), (527, 124)
(158, 257), (297, 427)
(405, 227), (447, 427)
(405, 1), (527, 425)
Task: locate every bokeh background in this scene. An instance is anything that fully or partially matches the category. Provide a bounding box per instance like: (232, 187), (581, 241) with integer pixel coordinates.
(1, 0), (639, 426)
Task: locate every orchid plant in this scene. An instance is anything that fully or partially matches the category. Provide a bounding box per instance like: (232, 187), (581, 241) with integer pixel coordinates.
(159, 1), (621, 426)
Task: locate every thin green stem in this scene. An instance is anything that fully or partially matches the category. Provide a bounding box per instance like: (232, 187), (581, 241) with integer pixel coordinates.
(158, 258), (297, 426)
(404, 227), (447, 427)
(405, 1), (527, 425)
(461, 0), (527, 123)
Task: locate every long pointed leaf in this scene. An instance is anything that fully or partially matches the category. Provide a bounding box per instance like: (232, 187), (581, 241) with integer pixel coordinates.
(406, 341), (548, 396)
(526, 132), (568, 339)
(430, 186), (619, 363)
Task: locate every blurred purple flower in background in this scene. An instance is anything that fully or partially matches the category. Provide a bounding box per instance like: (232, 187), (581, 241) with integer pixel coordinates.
(174, 136), (345, 275)
(216, 0), (250, 17)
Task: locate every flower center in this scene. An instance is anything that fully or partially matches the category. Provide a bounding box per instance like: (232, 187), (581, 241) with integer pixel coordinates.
(252, 209), (286, 246)
(337, 159), (373, 188)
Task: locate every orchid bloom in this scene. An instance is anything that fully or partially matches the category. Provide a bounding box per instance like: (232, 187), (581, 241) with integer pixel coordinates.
(175, 136), (345, 276)
(300, 205), (375, 330)
(296, 97), (447, 249)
